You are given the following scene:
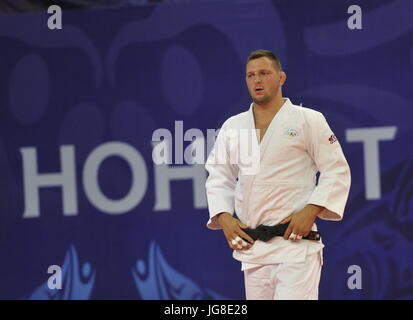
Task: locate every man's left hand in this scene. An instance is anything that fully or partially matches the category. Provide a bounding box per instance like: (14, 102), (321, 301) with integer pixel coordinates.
(280, 204), (323, 241)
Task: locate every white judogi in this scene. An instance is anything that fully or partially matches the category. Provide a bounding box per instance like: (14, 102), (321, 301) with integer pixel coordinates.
(205, 98), (351, 280)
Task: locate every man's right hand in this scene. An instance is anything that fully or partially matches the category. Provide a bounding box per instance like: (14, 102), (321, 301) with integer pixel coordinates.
(217, 212), (255, 251)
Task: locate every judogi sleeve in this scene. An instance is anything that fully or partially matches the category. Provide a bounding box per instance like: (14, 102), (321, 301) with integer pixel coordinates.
(305, 111), (351, 221)
(205, 124), (239, 230)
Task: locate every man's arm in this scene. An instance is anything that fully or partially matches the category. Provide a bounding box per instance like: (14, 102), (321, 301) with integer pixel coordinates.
(283, 111), (351, 240)
(205, 126), (254, 249)
(205, 125), (239, 229)
(304, 111), (351, 221)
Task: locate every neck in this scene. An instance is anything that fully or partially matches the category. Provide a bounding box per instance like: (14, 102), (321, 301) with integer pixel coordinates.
(253, 92), (285, 116)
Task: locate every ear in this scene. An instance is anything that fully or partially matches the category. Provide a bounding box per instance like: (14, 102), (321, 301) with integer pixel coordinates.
(279, 71), (287, 86)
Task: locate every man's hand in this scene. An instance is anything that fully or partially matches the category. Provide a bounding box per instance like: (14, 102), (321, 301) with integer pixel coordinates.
(280, 204), (323, 241)
(217, 212), (255, 250)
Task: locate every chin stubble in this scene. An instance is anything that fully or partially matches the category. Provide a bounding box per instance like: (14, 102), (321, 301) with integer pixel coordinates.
(253, 95), (272, 105)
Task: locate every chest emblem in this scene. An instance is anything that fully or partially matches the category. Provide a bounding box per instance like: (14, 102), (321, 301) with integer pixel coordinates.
(284, 128), (299, 138)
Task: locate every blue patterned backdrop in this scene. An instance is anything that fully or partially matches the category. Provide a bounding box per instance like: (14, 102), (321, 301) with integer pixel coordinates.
(0, 0), (412, 299)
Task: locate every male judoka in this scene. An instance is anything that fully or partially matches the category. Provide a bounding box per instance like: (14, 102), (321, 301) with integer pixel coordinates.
(205, 50), (351, 300)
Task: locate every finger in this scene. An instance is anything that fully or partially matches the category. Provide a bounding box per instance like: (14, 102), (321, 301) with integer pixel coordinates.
(289, 232), (298, 241)
(238, 239), (251, 250)
(234, 235), (244, 245)
(237, 229), (254, 244)
(238, 221), (249, 229)
(235, 236), (250, 247)
(238, 237), (252, 249)
(283, 225), (293, 240)
(224, 232), (235, 247)
(279, 216), (292, 224)
(225, 231), (237, 248)
(291, 228), (301, 241)
(232, 244), (243, 251)
(229, 237), (240, 250)
(230, 233), (241, 245)
(228, 231), (253, 248)
(230, 236), (251, 250)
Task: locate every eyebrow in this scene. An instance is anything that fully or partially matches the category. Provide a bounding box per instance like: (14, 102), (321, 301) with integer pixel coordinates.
(246, 69), (272, 74)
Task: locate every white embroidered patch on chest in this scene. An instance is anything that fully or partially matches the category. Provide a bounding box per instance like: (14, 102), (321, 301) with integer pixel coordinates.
(284, 128), (299, 138)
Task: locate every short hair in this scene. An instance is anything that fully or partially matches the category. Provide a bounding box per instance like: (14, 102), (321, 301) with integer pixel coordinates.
(246, 49), (282, 71)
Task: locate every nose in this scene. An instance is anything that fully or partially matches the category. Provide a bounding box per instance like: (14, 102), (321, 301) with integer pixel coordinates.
(254, 76), (262, 84)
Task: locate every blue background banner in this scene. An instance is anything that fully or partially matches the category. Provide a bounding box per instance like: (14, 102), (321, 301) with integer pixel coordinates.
(0, 0), (412, 299)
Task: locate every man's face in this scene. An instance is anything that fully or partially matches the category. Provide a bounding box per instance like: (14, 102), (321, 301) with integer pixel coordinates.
(246, 57), (285, 106)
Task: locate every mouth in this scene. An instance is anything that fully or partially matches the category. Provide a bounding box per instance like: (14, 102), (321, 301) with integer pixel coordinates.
(254, 87), (264, 94)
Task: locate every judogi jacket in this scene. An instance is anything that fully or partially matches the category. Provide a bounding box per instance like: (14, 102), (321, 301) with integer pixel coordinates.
(205, 98), (351, 270)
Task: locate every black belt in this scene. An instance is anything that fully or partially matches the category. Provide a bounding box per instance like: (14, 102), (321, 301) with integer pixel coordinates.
(242, 223), (321, 242)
